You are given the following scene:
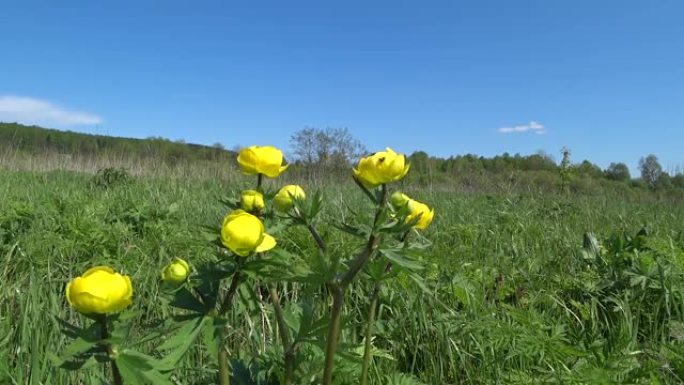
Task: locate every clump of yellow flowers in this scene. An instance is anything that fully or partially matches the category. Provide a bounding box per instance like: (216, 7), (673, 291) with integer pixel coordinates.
(66, 266), (133, 315)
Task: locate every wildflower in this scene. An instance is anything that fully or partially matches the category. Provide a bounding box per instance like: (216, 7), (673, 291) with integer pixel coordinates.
(406, 199), (435, 230)
(237, 145), (288, 178)
(220, 209), (276, 256)
(161, 258), (190, 285)
(353, 148), (410, 188)
(274, 185), (306, 212)
(66, 266), (133, 314)
(240, 190), (265, 212)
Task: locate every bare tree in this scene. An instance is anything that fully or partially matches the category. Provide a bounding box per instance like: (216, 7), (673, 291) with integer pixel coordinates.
(290, 127), (366, 169)
(639, 154), (663, 190)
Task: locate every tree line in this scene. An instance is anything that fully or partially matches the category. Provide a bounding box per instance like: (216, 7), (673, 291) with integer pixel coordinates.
(1, 122), (682, 194)
(0, 122), (234, 165)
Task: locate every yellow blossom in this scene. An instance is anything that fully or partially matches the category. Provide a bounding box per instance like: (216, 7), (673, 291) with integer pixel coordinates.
(66, 266), (133, 315)
(353, 148), (410, 188)
(220, 209), (276, 256)
(237, 146), (288, 178)
(406, 199), (435, 230)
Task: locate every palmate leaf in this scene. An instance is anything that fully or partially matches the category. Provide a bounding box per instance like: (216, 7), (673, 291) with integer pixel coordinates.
(379, 248), (425, 272)
(169, 287), (208, 314)
(116, 349), (174, 385)
(157, 314), (208, 370)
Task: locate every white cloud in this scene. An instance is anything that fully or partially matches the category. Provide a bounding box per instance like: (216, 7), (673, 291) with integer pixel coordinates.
(0, 95), (103, 127)
(498, 121), (546, 135)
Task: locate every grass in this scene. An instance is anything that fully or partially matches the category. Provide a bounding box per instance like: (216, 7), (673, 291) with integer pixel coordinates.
(1, 167), (684, 384)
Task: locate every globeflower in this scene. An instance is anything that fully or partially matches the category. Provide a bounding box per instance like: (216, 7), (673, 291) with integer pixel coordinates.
(274, 185), (306, 212)
(353, 148), (410, 188)
(240, 190), (265, 212)
(66, 266), (133, 315)
(405, 199), (435, 230)
(221, 209), (276, 256)
(237, 145), (288, 178)
(161, 258), (190, 285)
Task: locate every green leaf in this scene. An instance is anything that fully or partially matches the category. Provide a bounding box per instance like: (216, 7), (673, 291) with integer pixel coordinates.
(379, 249), (425, 271)
(157, 314), (208, 370)
(116, 349), (174, 385)
(169, 287), (207, 314)
(202, 316), (226, 362)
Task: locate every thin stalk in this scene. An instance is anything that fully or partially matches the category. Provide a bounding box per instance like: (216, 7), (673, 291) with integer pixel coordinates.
(269, 285), (294, 385)
(323, 185), (387, 385)
(219, 347), (231, 385)
(322, 284), (345, 385)
(360, 263), (392, 385)
(99, 315), (122, 385)
(217, 258), (244, 385)
(360, 285), (380, 385)
(219, 260), (243, 314)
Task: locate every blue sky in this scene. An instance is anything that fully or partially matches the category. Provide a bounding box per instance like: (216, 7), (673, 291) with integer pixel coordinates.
(1, 1), (683, 173)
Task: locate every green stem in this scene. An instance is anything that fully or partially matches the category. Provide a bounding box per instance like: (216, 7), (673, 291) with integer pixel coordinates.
(323, 185), (387, 385)
(361, 263), (392, 385)
(269, 285), (294, 385)
(99, 315), (123, 385)
(360, 285), (380, 385)
(219, 346), (231, 385)
(322, 284), (345, 385)
(217, 259), (243, 384)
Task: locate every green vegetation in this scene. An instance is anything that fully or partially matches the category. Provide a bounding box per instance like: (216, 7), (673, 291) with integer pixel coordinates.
(1, 165), (684, 383)
(1, 123), (684, 383)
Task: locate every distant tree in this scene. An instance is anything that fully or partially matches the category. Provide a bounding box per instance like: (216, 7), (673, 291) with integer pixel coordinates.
(574, 160), (603, 178)
(639, 154), (663, 190)
(655, 172), (673, 190)
(672, 173), (684, 189)
(604, 162), (631, 181)
(289, 127), (366, 169)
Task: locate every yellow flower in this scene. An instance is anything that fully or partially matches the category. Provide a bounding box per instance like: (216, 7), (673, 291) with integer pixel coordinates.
(274, 185), (306, 212)
(406, 199), (435, 230)
(353, 148), (410, 188)
(161, 258), (190, 284)
(390, 191), (410, 208)
(237, 145), (288, 178)
(66, 266), (133, 315)
(240, 190), (265, 212)
(220, 209), (276, 256)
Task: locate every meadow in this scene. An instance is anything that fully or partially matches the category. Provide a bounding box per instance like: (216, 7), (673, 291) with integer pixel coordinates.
(1, 163), (684, 384)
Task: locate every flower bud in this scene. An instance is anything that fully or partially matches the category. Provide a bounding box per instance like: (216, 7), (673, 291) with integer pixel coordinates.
(161, 258), (190, 285)
(274, 185), (306, 212)
(66, 266), (133, 315)
(240, 190), (265, 212)
(390, 191), (410, 208)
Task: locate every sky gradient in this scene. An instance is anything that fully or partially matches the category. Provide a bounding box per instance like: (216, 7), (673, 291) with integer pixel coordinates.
(1, 1), (683, 173)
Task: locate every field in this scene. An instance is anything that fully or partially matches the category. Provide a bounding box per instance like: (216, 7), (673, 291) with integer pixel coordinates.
(1, 166), (684, 384)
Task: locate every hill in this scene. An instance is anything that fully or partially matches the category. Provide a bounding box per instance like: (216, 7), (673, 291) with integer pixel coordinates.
(0, 122), (234, 165)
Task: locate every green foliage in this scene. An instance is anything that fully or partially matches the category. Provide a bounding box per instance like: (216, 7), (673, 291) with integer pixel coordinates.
(2, 168), (684, 384)
(92, 167), (132, 189)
